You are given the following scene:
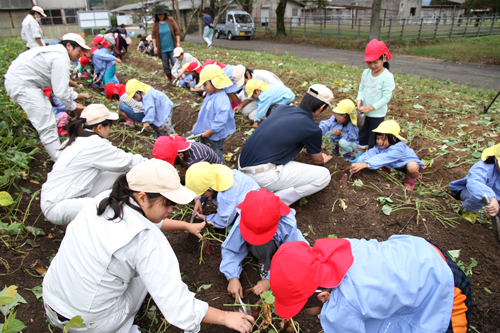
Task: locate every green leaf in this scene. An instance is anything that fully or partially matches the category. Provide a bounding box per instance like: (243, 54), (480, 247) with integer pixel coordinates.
(2, 311), (26, 333)
(25, 226), (45, 238)
(0, 192), (14, 206)
(421, 157), (434, 168)
(298, 197), (308, 207)
(0, 287), (26, 317)
(0, 297), (15, 307)
(382, 205), (392, 216)
(353, 179), (364, 187)
(471, 151), (482, 159)
(376, 197), (393, 205)
(24, 285), (42, 301)
(327, 234), (337, 238)
(483, 287), (492, 294)
(413, 104), (424, 110)
(243, 128), (255, 136)
(63, 316), (83, 333)
(260, 290), (275, 305)
(447, 250), (460, 260)
(196, 284), (213, 293)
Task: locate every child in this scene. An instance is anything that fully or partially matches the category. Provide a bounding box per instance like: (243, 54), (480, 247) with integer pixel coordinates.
(43, 87), (89, 135)
(220, 189), (308, 299)
(171, 47), (201, 82)
(205, 60), (244, 110)
(104, 82), (144, 127)
(152, 135), (222, 175)
(319, 99), (359, 160)
(91, 36), (121, 86)
(449, 143), (500, 225)
(350, 39), (395, 163)
(245, 79), (295, 127)
(192, 64), (236, 161)
(179, 63), (196, 88)
(136, 34), (148, 53)
(350, 120), (424, 191)
(74, 53), (94, 79)
(40, 104), (146, 225)
(185, 162), (260, 229)
(125, 79), (175, 137)
(186, 62), (204, 95)
(270, 235), (471, 333)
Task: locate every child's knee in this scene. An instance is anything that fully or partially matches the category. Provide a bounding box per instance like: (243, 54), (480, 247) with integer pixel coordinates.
(406, 162), (420, 174)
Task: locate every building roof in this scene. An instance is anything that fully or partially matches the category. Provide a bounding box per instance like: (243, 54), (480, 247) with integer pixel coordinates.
(110, 0), (161, 13)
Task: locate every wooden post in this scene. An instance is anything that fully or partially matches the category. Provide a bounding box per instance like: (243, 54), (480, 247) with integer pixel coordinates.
(490, 15), (496, 35)
(290, 15), (292, 34)
(434, 17), (440, 39)
(379, 18), (382, 37)
(304, 15), (306, 36)
(320, 16), (323, 38)
(400, 18), (405, 40)
(418, 17), (423, 40)
(449, 16), (455, 38)
(337, 16), (340, 38)
(477, 17), (483, 37)
(357, 18), (361, 40)
(388, 18), (392, 40)
(464, 17), (469, 37)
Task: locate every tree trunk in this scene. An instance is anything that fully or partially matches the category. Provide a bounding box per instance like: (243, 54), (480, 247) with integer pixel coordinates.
(368, 0), (382, 41)
(172, 0), (185, 40)
(242, 0), (253, 13)
(275, 0), (287, 39)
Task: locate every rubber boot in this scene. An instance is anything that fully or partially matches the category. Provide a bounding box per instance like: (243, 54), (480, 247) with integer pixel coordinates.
(274, 188), (303, 206)
(43, 140), (61, 162)
(166, 73), (173, 83)
(349, 151), (364, 163)
(403, 173), (423, 191)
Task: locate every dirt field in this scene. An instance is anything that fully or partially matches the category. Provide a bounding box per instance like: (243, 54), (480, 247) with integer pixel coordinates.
(1, 46), (499, 333)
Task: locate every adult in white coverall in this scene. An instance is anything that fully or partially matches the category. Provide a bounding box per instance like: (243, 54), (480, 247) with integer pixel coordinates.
(5, 33), (88, 161)
(21, 6), (46, 49)
(41, 104), (147, 226)
(43, 159), (254, 333)
(170, 47), (201, 82)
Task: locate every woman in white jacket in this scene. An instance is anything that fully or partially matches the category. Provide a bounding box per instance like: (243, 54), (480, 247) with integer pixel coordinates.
(41, 104), (146, 225)
(43, 159), (254, 333)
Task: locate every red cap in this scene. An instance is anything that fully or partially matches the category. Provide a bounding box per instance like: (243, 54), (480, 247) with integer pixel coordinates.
(90, 47), (97, 54)
(364, 39), (392, 62)
(152, 136), (192, 165)
(270, 238), (354, 318)
(43, 88), (51, 98)
(91, 36), (104, 45)
(101, 40), (110, 48)
(80, 54), (90, 67)
(203, 59), (226, 68)
(104, 83), (126, 101)
(186, 62), (203, 74)
(236, 189), (290, 246)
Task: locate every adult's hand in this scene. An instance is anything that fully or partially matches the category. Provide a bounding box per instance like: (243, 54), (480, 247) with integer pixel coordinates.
(485, 197), (499, 217)
(322, 153), (333, 164)
(221, 312), (254, 333)
(227, 278), (243, 299)
(252, 279), (270, 295)
(75, 104), (86, 116)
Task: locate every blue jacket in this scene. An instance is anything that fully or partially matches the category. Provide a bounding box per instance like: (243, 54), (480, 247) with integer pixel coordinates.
(193, 90), (236, 141)
(92, 48), (116, 80)
(358, 141), (424, 170)
(204, 170), (260, 229)
(320, 235), (454, 333)
(220, 211), (308, 281)
(222, 65), (240, 94)
(142, 87), (173, 127)
(449, 160), (500, 213)
(255, 85), (295, 122)
(319, 117), (359, 145)
(180, 74), (193, 87)
(51, 96), (69, 117)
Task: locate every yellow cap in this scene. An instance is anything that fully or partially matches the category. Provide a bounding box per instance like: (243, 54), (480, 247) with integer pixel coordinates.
(197, 64), (233, 89)
(333, 99), (357, 126)
(481, 143), (500, 161)
(373, 120), (407, 143)
(185, 162), (234, 196)
(125, 79), (151, 100)
(182, 63), (190, 70)
(245, 79), (270, 99)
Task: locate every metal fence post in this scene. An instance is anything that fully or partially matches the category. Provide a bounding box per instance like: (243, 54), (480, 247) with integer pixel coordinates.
(464, 17), (469, 37)
(290, 17), (292, 34)
(490, 15), (496, 35)
(357, 18), (361, 39)
(388, 18), (392, 40)
(337, 16), (340, 38)
(304, 16), (306, 36)
(477, 17), (483, 36)
(449, 16), (455, 38)
(400, 18), (405, 40)
(379, 18), (382, 37)
(418, 18), (423, 40)
(434, 17), (440, 39)
(320, 16), (323, 38)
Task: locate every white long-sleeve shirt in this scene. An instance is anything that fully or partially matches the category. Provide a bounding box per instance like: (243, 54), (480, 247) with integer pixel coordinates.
(41, 135), (146, 214)
(171, 52), (201, 77)
(43, 190), (209, 332)
(5, 44), (75, 110)
(21, 14), (44, 49)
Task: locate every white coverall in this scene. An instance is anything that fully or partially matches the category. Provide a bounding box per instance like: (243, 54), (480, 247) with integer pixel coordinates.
(4, 44), (75, 161)
(21, 14), (45, 49)
(237, 69), (284, 120)
(171, 52), (201, 80)
(40, 135), (146, 225)
(43, 191), (209, 333)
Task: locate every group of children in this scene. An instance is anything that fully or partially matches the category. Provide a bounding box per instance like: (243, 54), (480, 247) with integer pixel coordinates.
(13, 33), (500, 332)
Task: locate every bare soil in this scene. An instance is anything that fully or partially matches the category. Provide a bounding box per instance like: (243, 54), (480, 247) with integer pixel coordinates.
(1, 47), (499, 333)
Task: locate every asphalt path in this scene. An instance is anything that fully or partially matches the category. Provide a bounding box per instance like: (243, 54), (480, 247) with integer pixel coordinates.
(180, 33), (500, 91)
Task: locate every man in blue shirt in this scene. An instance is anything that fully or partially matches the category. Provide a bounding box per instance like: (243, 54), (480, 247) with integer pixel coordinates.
(201, 9), (214, 48)
(238, 84), (333, 205)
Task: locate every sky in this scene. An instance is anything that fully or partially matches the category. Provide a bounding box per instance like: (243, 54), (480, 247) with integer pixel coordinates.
(422, 0), (431, 5)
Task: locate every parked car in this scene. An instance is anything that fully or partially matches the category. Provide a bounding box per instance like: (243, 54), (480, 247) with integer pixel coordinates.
(139, 17), (154, 29)
(215, 11), (255, 40)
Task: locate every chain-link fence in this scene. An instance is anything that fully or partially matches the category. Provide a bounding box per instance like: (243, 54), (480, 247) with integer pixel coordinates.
(252, 15), (500, 40)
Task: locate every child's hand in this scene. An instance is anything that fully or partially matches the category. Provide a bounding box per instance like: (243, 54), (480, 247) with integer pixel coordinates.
(228, 278), (243, 299)
(221, 312), (254, 333)
(187, 221), (213, 239)
(331, 129), (343, 136)
(186, 80), (191, 84)
(143, 122), (150, 130)
(350, 162), (369, 173)
(81, 93), (90, 99)
(252, 279), (271, 295)
(358, 106), (374, 113)
(195, 212), (206, 221)
(202, 129), (214, 138)
(357, 100), (362, 108)
(485, 197), (499, 217)
(233, 104), (242, 113)
(115, 58), (122, 63)
(190, 87), (196, 92)
(193, 199), (203, 214)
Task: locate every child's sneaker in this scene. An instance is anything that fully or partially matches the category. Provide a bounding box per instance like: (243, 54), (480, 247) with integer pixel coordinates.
(380, 166), (391, 173)
(331, 146), (339, 155)
(343, 153), (353, 161)
(82, 71), (89, 79)
(403, 173), (422, 191)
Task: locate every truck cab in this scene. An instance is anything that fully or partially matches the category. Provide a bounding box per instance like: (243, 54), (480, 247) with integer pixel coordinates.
(215, 11), (255, 40)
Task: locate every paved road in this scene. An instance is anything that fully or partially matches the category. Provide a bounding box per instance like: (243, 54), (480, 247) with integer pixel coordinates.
(182, 34), (500, 90)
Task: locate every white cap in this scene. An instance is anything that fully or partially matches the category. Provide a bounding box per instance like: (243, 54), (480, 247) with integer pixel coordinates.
(127, 159), (196, 205)
(232, 65), (246, 87)
(307, 84), (334, 107)
(32, 6), (47, 17)
(146, 35), (152, 42)
(62, 33), (91, 50)
(81, 104), (119, 125)
(173, 47), (183, 58)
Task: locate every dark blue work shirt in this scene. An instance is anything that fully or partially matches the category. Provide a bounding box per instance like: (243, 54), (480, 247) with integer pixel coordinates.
(203, 14), (213, 27)
(239, 105), (322, 167)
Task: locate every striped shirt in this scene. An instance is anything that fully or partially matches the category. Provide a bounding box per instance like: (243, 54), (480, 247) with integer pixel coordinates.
(119, 93), (144, 114)
(186, 142), (223, 168)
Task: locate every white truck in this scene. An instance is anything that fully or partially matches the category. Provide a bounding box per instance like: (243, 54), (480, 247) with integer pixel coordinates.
(214, 11), (255, 40)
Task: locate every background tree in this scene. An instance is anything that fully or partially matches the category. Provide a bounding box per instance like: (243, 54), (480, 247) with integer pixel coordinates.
(240, 0), (254, 13)
(275, 0), (287, 39)
(461, 0), (500, 12)
(311, 0), (330, 28)
(368, 0), (382, 41)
